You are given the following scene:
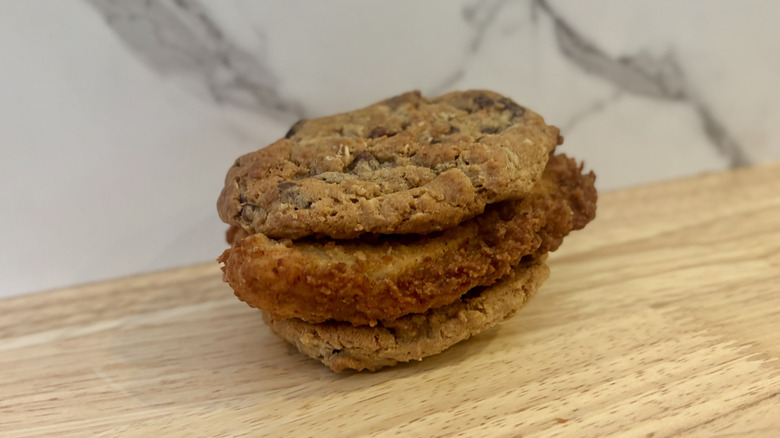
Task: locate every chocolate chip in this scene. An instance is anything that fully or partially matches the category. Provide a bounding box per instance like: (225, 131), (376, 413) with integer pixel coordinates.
(369, 126), (389, 138)
(480, 126), (500, 134)
(473, 94), (494, 110)
(386, 96), (404, 111)
(354, 151), (375, 160)
(277, 181), (297, 191)
(346, 151), (380, 173)
(285, 119), (306, 139)
(385, 90), (421, 110)
(277, 182), (307, 208)
(446, 125), (460, 135)
(498, 98), (525, 118)
(240, 205), (256, 221)
(233, 160), (241, 167)
(239, 184), (247, 202)
(278, 185), (311, 209)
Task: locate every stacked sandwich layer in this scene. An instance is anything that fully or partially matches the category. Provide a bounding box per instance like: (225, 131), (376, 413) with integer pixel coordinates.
(217, 90), (597, 372)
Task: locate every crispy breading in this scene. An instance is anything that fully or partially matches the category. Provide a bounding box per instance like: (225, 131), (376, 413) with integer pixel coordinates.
(218, 154), (596, 325)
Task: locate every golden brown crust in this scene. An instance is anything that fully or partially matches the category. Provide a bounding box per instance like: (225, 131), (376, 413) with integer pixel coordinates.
(219, 154), (596, 325)
(264, 256), (549, 372)
(217, 90), (560, 239)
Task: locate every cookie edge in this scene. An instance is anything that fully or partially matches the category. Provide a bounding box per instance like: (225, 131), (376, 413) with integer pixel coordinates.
(263, 256), (550, 372)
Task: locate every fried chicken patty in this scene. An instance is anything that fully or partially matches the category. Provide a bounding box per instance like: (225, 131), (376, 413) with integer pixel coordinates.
(218, 154), (596, 325)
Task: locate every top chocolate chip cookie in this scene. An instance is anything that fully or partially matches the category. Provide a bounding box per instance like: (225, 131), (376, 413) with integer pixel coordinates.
(218, 90), (562, 239)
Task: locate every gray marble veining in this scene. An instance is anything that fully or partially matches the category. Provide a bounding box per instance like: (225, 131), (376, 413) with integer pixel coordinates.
(534, 0), (749, 167)
(2, 0), (778, 297)
(87, 0), (751, 167)
(87, 0), (303, 119)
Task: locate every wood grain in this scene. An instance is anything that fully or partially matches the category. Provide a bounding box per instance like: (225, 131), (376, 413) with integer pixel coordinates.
(2, 163), (780, 437)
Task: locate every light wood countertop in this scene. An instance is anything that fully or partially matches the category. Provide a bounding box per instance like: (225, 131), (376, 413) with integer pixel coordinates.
(2, 162), (780, 437)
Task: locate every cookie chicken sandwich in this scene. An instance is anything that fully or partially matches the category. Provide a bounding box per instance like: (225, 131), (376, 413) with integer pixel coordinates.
(217, 90), (596, 372)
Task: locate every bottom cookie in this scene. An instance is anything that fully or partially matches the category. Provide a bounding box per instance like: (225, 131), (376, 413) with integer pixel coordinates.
(263, 256), (550, 372)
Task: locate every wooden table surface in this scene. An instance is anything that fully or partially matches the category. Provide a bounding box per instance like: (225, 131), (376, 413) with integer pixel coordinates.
(3, 163), (780, 437)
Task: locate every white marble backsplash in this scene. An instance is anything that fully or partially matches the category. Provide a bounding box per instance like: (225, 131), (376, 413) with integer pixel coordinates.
(2, 0), (779, 297)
